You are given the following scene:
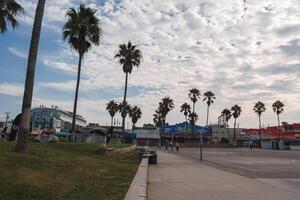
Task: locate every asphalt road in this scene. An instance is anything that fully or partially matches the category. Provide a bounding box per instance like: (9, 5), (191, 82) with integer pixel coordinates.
(176, 147), (300, 179)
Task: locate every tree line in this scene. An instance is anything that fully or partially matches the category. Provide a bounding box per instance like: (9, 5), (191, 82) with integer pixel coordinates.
(1, 1), (142, 152)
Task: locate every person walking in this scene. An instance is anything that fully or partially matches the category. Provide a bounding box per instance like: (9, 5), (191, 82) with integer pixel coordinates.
(176, 142), (180, 152)
(249, 140), (253, 151)
(170, 141), (173, 152)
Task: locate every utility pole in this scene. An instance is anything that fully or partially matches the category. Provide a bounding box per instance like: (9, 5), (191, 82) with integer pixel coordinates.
(5, 112), (10, 128)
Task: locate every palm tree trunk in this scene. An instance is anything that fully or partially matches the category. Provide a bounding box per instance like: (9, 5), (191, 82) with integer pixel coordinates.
(233, 118), (237, 151)
(71, 53), (82, 142)
(111, 116), (113, 128)
(132, 123), (134, 144)
(206, 105), (209, 126)
(192, 102), (195, 137)
(15, 0), (46, 153)
(185, 115), (188, 134)
(259, 115), (262, 148)
(277, 114), (280, 142)
(227, 123), (231, 143)
(122, 73), (128, 135)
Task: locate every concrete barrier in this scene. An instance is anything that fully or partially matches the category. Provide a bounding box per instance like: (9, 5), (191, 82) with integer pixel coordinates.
(124, 157), (149, 200)
(290, 146), (300, 150)
(105, 145), (137, 155)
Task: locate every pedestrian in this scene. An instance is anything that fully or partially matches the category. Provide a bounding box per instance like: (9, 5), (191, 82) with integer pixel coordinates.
(165, 140), (169, 151)
(249, 140), (253, 151)
(176, 142), (180, 152)
(170, 141), (173, 152)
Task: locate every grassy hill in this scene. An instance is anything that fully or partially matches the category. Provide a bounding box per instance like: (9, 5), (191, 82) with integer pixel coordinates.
(0, 142), (138, 200)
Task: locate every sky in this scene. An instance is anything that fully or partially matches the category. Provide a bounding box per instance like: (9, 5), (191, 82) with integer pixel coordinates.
(0, 0), (300, 128)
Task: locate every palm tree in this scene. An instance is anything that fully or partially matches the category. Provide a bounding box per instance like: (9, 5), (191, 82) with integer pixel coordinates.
(118, 101), (131, 128)
(253, 101), (266, 147)
(129, 105), (142, 134)
(272, 100), (285, 143)
(63, 4), (102, 140)
(231, 104), (242, 150)
(106, 100), (119, 128)
(115, 41), (142, 134)
(160, 96), (175, 126)
(188, 112), (198, 125)
(203, 91), (216, 126)
(0, 0), (24, 33)
(15, 0), (45, 153)
(221, 108), (232, 142)
(153, 108), (163, 129)
(180, 103), (191, 134)
(188, 88), (201, 116)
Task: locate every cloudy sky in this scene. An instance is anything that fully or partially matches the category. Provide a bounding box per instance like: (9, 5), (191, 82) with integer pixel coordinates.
(0, 0), (300, 128)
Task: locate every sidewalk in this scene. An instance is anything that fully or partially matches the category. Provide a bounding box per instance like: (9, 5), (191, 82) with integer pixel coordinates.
(148, 150), (300, 200)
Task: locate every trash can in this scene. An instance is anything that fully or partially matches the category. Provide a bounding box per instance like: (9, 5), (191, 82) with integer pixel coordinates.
(148, 150), (157, 165)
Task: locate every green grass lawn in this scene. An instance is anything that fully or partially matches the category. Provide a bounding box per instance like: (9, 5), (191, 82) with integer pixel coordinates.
(0, 142), (139, 200)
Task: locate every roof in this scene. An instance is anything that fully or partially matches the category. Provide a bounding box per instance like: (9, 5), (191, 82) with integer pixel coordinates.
(136, 133), (160, 139)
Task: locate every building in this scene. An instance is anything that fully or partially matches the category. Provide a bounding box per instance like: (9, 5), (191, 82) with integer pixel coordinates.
(160, 122), (210, 146)
(31, 105), (86, 133)
(240, 122), (300, 149)
(209, 124), (244, 144)
(130, 124), (160, 146)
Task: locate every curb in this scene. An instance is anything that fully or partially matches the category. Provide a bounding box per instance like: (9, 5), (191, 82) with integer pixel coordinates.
(124, 157), (149, 200)
(105, 145), (137, 155)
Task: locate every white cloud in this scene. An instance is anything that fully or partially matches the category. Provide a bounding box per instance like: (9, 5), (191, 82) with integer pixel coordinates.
(0, 83), (23, 96)
(8, 47), (27, 59)
(8, 0), (300, 128)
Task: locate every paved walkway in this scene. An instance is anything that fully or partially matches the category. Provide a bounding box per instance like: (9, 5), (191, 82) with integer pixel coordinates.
(148, 150), (300, 200)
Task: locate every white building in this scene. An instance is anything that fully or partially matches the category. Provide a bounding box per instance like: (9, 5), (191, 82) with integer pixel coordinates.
(210, 124), (244, 144)
(31, 106), (86, 133)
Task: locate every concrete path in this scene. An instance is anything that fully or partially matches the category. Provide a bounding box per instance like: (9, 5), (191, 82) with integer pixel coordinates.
(148, 150), (300, 200)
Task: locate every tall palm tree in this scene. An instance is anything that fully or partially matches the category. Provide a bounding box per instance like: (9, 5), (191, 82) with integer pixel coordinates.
(253, 101), (266, 147)
(188, 88), (201, 117)
(129, 105), (142, 134)
(231, 104), (242, 150)
(272, 100), (285, 142)
(180, 103), (191, 134)
(203, 91), (216, 126)
(0, 0), (24, 33)
(106, 100), (119, 128)
(15, 0), (45, 153)
(115, 41), (142, 134)
(221, 108), (232, 142)
(63, 4), (102, 140)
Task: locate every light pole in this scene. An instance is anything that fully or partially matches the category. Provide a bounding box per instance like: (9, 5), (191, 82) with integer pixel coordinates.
(200, 128), (203, 161)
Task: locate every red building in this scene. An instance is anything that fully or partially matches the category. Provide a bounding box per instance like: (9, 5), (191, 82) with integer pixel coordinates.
(239, 122), (300, 149)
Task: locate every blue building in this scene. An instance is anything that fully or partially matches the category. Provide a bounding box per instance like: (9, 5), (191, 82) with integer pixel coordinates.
(160, 122), (211, 145)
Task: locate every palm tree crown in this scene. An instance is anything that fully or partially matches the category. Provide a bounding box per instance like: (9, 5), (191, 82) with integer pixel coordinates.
(0, 0), (24, 33)
(129, 105), (142, 125)
(188, 112), (198, 125)
(221, 108), (232, 122)
(118, 101), (131, 118)
(254, 101), (266, 116)
(231, 104), (242, 119)
(272, 100), (284, 115)
(203, 91), (216, 106)
(63, 4), (102, 55)
(106, 100), (119, 118)
(188, 88), (201, 103)
(180, 103), (191, 117)
(115, 41), (142, 74)
(160, 96), (175, 116)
